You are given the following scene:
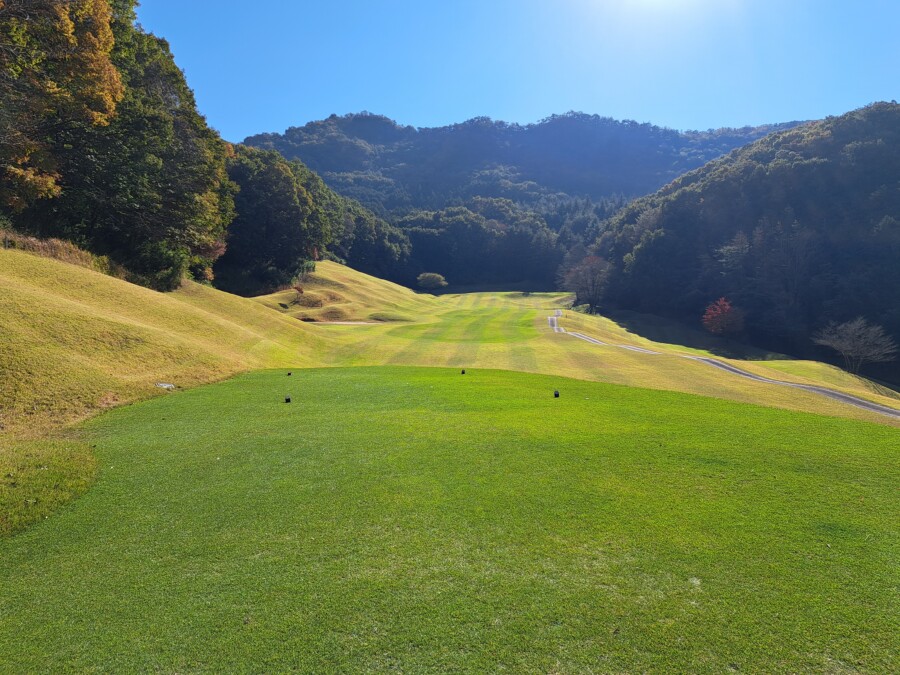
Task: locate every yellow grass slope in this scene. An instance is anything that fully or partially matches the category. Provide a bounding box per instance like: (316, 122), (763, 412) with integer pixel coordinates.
(0, 248), (326, 438)
(255, 260), (441, 322)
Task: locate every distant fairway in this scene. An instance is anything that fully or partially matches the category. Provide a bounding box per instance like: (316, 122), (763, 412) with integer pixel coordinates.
(1, 368), (896, 672)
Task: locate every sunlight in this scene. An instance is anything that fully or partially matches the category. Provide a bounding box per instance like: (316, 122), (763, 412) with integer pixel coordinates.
(570, 0), (746, 52)
(578, 0), (742, 20)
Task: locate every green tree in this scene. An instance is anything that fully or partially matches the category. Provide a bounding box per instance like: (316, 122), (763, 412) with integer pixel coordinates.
(213, 145), (329, 295)
(13, 0), (235, 290)
(417, 272), (448, 290)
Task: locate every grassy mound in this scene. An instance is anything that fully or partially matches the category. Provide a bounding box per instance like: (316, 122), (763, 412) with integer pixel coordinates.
(1, 368), (896, 672)
(255, 260), (440, 322)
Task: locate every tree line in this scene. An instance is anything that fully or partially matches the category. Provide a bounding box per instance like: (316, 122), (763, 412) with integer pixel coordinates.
(1, 0), (402, 295)
(245, 112), (800, 214)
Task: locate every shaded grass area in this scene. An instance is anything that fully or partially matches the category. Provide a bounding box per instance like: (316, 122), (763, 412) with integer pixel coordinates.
(607, 309), (780, 359)
(558, 310), (900, 415)
(0, 368), (896, 672)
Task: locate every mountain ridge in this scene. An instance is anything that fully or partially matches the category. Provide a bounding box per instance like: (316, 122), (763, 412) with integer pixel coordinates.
(245, 111), (804, 212)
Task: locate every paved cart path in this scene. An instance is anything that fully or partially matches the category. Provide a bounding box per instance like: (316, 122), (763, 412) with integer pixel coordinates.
(550, 312), (900, 420)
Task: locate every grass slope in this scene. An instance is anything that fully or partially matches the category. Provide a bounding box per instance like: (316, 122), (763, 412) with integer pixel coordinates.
(1, 248), (327, 534)
(0, 248), (328, 437)
(255, 260), (442, 323)
(1, 368), (896, 672)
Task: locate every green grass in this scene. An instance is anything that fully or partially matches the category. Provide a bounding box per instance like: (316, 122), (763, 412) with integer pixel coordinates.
(1, 368), (896, 672)
(0, 438), (96, 536)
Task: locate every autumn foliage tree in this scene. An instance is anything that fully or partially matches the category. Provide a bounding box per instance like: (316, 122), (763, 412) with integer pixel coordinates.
(702, 297), (745, 335)
(0, 0), (122, 209)
(10, 0), (235, 290)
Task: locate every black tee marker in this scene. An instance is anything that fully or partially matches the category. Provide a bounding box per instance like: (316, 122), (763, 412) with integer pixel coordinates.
(554, 390), (560, 398)
(285, 396), (292, 404)
(461, 369), (466, 375)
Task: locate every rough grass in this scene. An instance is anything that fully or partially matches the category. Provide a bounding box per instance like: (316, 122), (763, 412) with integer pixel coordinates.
(1, 229), (126, 278)
(0, 438), (96, 536)
(0, 368), (896, 672)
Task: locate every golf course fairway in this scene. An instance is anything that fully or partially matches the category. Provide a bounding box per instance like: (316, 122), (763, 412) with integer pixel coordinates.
(1, 367), (896, 672)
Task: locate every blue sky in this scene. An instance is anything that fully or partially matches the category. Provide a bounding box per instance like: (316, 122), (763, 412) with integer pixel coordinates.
(136, 0), (900, 142)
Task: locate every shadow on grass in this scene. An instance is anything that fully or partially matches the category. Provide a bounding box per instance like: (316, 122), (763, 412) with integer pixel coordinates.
(607, 309), (788, 361)
(856, 374), (900, 399)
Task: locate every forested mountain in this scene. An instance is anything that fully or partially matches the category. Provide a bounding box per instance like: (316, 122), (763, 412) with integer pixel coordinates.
(593, 102), (900, 371)
(245, 113), (800, 213)
(4, 0), (234, 290)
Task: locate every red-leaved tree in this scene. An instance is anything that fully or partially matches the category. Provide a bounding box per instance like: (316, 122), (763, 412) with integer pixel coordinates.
(702, 297), (745, 335)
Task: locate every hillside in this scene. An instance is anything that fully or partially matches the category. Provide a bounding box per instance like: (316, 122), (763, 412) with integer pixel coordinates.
(0, 248), (328, 439)
(594, 102), (900, 375)
(245, 112), (801, 212)
(254, 260), (440, 323)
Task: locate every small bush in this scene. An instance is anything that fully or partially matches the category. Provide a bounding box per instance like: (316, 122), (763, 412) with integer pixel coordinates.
(294, 260), (317, 283)
(417, 272), (448, 290)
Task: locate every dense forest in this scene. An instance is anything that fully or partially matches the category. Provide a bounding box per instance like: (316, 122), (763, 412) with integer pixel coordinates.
(0, 0), (397, 294)
(245, 113), (800, 288)
(245, 113), (800, 212)
(591, 102), (900, 374)
(213, 144), (409, 295)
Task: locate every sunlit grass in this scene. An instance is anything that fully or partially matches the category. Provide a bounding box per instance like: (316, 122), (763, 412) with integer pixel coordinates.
(0, 439), (96, 536)
(1, 368), (896, 672)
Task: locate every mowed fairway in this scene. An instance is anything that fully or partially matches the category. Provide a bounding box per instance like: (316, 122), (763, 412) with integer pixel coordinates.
(314, 297), (900, 426)
(1, 368), (896, 672)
